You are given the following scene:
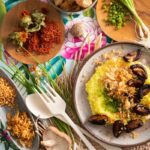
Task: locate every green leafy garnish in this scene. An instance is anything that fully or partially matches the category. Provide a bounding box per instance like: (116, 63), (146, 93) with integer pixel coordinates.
(103, 90), (120, 113)
(0, 120), (20, 150)
(20, 10), (46, 32)
(102, 0), (131, 29)
(9, 32), (24, 47)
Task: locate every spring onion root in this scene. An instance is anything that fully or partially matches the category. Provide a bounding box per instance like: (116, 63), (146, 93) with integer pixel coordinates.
(119, 0), (150, 48)
(119, 0), (149, 37)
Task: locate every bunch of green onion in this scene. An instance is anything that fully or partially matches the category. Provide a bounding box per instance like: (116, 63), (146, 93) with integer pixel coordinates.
(119, 0), (149, 39)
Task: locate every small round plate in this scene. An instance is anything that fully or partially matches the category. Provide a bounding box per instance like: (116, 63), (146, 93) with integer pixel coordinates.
(96, 0), (150, 42)
(74, 42), (150, 147)
(1, 0), (65, 64)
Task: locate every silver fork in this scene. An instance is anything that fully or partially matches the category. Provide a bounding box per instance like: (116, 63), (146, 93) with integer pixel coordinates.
(35, 80), (96, 150)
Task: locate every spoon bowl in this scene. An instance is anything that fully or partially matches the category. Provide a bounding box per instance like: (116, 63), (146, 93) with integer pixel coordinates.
(25, 93), (66, 122)
(25, 93), (52, 119)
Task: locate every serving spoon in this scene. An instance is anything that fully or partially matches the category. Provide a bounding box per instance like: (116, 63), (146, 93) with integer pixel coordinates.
(25, 93), (122, 150)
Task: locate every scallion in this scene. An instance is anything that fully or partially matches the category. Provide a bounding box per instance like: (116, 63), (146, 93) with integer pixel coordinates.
(119, 0), (149, 38)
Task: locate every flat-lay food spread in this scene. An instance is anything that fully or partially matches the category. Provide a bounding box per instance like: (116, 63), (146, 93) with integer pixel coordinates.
(86, 49), (150, 137)
(0, 0), (150, 150)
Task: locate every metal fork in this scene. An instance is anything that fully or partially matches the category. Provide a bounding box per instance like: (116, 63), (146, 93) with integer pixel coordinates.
(35, 80), (96, 150)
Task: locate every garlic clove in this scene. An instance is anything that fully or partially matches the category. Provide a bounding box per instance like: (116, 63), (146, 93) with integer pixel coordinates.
(70, 23), (87, 38)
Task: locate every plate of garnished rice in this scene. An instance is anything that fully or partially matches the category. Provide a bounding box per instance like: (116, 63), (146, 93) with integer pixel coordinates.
(74, 42), (150, 147)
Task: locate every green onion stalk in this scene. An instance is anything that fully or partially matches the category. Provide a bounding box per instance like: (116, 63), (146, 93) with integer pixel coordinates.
(119, 0), (149, 39)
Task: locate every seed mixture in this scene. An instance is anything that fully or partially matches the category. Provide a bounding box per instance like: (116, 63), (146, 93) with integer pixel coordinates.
(0, 77), (16, 107)
(103, 61), (136, 109)
(7, 111), (35, 148)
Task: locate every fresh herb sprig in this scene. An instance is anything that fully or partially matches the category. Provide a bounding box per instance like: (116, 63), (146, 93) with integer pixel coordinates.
(0, 120), (20, 150)
(119, 0), (150, 40)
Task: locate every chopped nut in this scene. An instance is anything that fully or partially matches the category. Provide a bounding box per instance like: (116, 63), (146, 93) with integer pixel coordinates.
(124, 99), (131, 110)
(0, 77), (16, 107)
(103, 63), (136, 103)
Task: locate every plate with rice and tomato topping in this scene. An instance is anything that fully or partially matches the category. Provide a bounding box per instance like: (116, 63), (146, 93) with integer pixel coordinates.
(0, 0), (64, 64)
(74, 42), (150, 147)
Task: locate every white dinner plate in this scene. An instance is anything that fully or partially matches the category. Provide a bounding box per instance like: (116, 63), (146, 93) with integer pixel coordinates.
(74, 42), (150, 147)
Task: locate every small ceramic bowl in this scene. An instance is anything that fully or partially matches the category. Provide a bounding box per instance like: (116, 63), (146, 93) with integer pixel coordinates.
(48, 0), (98, 15)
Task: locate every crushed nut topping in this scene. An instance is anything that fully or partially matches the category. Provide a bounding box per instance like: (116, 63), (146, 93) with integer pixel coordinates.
(103, 63), (136, 107)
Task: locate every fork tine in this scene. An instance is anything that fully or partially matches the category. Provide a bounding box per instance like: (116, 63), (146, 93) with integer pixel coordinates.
(37, 120), (46, 130)
(34, 87), (53, 105)
(41, 82), (55, 102)
(43, 81), (55, 94)
(44, 80), (58, 97)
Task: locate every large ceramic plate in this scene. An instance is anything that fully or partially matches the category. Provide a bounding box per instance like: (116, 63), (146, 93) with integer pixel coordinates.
(0, 69), (40, 150)
(74, 42), (150, 147)
(1, 0), (65, 64)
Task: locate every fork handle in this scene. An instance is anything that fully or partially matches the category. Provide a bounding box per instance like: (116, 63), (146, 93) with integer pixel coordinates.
(62, 112), (96, 150)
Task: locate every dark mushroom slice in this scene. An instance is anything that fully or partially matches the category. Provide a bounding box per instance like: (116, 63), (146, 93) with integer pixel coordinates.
(130, 64), (147, 80)
(133, 104), (150, 115)
(127, 78), (144, 88)
(88, 114), (108, 125)
(113, 120), (125, 138)
(126, 119), (143, 133)
(123, 49), (141, 62)
(133, 92), (141, 103)
(140, 84), (150, 98)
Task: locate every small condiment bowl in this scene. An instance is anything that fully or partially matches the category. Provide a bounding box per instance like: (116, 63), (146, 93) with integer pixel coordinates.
(48, 0), (98, 15)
